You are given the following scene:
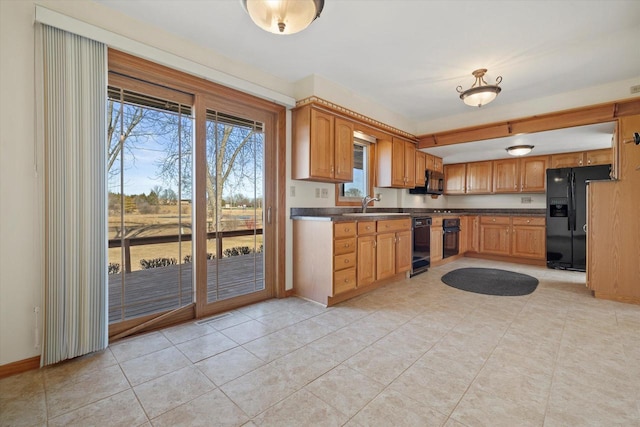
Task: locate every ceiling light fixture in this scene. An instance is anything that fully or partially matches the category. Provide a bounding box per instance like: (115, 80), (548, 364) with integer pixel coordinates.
(506, 145), (534, 156)
(241, 0), (324, 35)
(456, 69), (503, 108)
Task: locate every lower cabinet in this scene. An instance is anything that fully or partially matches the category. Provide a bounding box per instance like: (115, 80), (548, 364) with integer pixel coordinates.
(430, 218), (443, 263)
(293, 217), (411, 306)
(478, 215), (545, 260)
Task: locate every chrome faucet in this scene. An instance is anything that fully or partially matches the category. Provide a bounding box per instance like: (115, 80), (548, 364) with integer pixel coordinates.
(361, 195), (380, 213)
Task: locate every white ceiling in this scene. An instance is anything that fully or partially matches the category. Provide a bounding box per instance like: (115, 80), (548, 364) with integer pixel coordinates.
(94, 0), (639, 162)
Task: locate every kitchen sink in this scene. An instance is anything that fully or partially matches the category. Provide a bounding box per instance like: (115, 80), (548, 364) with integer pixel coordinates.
(342, 212), (410, 216)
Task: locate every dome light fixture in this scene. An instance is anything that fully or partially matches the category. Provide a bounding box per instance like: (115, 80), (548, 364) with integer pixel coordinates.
(241, 0), (324, 35)
(456, 68), (503, 108)
(506, 145), (534, 156)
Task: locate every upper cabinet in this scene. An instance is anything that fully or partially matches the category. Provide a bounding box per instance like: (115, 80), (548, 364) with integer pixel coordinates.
(415, 151), (426, 186)
(550, 148), (612, 169)
(425, 153), (443, 173)
(377, 137), (416, 188)
(443, 163), (467, 194)
(445, 161), (492, 194)
(292, 105), (354, 183)
(493, 155), (549, 193)
(466, 161), (493, 194)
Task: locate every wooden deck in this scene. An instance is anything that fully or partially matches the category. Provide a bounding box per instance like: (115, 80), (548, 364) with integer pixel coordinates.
(108, 253), (264, 323)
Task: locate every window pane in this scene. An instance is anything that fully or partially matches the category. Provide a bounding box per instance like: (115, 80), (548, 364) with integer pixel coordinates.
(342, 143), (367, 198)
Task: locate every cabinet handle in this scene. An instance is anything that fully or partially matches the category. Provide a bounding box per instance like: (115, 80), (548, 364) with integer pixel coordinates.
(527, 219), (531, 223)
(331, 165), (334, 173)
(492, 218), (496, 222)
(344, 278), (350, 283)
(588, 159), (592, 164)
(373, 241), (377, 248)
(344, 259), (349, 264)
(344, 243), (350, 248)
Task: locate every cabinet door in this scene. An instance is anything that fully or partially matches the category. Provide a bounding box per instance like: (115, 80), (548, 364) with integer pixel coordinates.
(430, 226), (443, 263)
(551, 152), (585, 168)
(357, 235), (376, 287)
(585, 149), (612, 166)
(493, 159), (519, 193)
(395, 230), (412, 273)
(309, 109), (334, 179)
(480, 224), (510, 255)
(468, 216), (480, 252)
(520, 156), (548, 192)
(404, 141), (416, 188)
(391, 138), (406, 187)
(415, 151), (426, 186)
(425, 153), (435, 171)
(511, 225), (545, 259)
(466, 161), (493, 194)
(444, 164), (466, 194)
(334, 117), (354, 182)
(433, 156), (443, 173)
(376, 232), (396, 280)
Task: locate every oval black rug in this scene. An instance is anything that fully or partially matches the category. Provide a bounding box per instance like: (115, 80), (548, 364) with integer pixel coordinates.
(441, 268), (539, 296)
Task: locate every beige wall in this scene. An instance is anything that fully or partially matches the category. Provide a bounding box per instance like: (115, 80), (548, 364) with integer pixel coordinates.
(0, 0), (637, 366)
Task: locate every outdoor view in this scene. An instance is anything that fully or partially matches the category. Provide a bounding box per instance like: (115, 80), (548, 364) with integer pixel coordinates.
(108, 88), (265, 324)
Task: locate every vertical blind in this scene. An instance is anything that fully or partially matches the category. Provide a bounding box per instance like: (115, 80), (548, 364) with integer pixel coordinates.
(41, 24), (108, 366)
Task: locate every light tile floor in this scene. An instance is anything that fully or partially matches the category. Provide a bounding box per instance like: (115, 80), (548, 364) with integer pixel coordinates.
(2, 258), (640, 426)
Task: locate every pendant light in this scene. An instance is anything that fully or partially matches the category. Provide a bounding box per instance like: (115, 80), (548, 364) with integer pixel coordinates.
(456, 69), (503, 108)
(506, 145), (534, 156)
(242, 0), (324, 35)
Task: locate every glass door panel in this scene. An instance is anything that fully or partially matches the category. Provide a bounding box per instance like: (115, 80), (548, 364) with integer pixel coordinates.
(107, 90), (193, 323)
(204, 110), (265, 303)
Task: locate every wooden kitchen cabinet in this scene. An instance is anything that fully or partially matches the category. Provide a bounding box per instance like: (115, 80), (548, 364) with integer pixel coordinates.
(415, 151), (426, 186)
(477, 215), (545, 260)
(377, 137), (416, 188)
(551, 149), (612, 169)
(292, 105), (354, 183)
(493, 156), (548, 193)
(376, 218), (412, 280)
(479, 216), (511, 256)
(466, 215), (480, 253)
(430, 217), (443, 263)
(357, 234), (376, 287)
(466, 161), (493, 194)
(433, 156), (443, 173)
(444, 163), (467, 194)
(395, 230), (412, 274)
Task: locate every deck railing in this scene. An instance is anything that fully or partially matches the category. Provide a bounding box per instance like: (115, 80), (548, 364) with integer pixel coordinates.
(108, 228), (263, 273)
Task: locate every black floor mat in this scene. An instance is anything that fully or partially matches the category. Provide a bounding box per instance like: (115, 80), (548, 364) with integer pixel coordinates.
(441, 267), (539, 296)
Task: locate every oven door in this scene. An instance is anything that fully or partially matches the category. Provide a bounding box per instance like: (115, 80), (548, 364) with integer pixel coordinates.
(442, 227), (460, 258)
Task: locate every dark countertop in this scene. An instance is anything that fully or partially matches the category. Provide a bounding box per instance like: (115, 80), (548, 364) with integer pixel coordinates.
(291, 207), (546, 221)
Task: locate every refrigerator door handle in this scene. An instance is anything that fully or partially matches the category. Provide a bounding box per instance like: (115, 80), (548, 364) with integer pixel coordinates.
(569, 171), (577, 231)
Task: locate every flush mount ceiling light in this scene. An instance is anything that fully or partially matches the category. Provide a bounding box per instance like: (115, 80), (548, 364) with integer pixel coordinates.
(506, 145), (534, 156)
(241, 0), (324, 35)
(456, 68), (503, 108)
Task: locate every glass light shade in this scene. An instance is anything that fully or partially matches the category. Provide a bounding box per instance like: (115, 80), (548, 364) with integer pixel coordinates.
(460, 86), (501, 107)
(506, 145), (534, 156)
(243, 0), (323, 35)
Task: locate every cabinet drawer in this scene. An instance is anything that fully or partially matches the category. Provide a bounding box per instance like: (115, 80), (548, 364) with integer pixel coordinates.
(334, 237), (356, 255)
(357, 221), (376, 236)
(334, 222), (356, 239)
(334, 267), (356, 295)
(431, 217), (443, 227)
(334, 252), (356, 271)
(377, 218), (411, 233)
(512, 216), (545, 226)
(480, 216), (510, 225)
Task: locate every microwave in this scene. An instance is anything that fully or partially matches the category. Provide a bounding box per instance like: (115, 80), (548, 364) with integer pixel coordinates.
(409, 170), (444, 195)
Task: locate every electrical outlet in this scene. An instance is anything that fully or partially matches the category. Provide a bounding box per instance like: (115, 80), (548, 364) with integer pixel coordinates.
(315, 188), (320, 198)
(631, 84), (640, 94)
(521, 196), (532, 204)
(290, 185), (295, 197)
(321, 188), (329, 198)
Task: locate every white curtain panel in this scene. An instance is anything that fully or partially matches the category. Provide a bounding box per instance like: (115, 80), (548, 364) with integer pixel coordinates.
(41, 24), (108, 366)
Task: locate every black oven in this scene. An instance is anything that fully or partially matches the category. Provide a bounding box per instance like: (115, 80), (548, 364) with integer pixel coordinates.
(442, 218), (460, 259)
(411, 217), (431, 276)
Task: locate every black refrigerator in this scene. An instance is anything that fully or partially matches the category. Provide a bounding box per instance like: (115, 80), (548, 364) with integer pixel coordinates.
(546, 164), (611, 271)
